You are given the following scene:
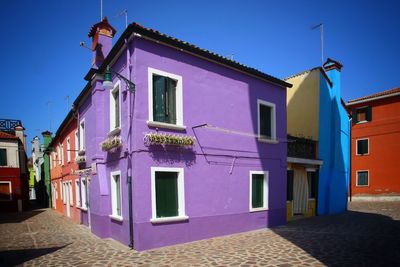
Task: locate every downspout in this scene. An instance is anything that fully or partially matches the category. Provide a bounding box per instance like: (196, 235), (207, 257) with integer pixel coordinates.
(75, 106), (83, 225)
(125, 37), (134, 249)
(348, 116), (352, 203)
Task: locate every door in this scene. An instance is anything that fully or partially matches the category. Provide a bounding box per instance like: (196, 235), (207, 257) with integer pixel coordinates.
(293, 169), (308, 214)
(65, 182), (70, 217)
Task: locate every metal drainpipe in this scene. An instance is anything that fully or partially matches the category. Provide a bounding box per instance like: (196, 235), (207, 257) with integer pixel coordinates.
(125, 37), (134, 249)
(349, 116), (352, 203)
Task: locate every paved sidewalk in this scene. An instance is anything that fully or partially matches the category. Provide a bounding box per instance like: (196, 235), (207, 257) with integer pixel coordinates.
(0, 201), (399, 266)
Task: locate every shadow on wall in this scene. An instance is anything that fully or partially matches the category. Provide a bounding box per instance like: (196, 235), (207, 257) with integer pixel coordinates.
(271, 210), (400, 266)
(148, 144), (196, 166)
(318, 78), (349, 215)
(0, 245), (68, 267)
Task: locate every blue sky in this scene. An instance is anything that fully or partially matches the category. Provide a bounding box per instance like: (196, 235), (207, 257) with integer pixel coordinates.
(0, 0), (399, 154)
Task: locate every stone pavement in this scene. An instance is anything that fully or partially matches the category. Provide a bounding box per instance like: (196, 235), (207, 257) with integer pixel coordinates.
(0, 201), (399, 266)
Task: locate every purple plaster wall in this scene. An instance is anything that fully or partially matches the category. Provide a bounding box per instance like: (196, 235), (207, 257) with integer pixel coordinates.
(81, 36), (287, 251)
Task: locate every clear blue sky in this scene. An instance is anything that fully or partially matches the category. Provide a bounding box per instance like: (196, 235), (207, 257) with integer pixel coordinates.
(1, 0), (399, 154)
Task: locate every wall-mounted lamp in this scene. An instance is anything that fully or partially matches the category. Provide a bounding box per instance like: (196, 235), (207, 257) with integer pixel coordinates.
(102, 65), (135, 92)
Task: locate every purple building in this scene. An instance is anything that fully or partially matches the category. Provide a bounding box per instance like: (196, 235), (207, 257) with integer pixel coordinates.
(73, 18), (291, 251)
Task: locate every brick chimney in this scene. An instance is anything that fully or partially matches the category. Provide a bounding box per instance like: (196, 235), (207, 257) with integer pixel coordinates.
(14, 125), (26, 151)
(88, 17), (116, 69)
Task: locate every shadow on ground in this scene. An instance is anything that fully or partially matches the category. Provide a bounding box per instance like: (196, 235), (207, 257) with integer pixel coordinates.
(0, 245), (67, 267)
(273, 210), (400, 266)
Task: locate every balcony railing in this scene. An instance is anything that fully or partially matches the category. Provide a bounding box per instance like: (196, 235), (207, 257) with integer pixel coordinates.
(287, 135), (317, 159)
(0, 119), (22, 133)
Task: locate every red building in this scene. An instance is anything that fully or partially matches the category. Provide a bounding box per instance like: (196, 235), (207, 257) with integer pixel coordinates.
(49, 111), (80, 223)
(348, 88), (400, 198)
(0, 120), (29, 212)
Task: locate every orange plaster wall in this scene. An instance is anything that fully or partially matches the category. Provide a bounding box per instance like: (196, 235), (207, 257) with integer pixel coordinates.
(351, 96), (400, 195)
(50, 117), (80, 223)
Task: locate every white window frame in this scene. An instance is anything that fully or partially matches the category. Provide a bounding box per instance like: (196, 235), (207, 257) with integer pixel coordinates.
(356, 170), (369, 187)
(69, 181), (73, 206)
(355, 106), (369, 124)
(67, 138), (71, 162)
(75, 179), (80, 207)
(356, 138), (369, 156)
(79, 119), (86, 151)
(147, 67), (185, 130)
(249, 170), (269, 212)
(80, 177), (87, 210)
(63, 181), (67, 204)
(74, 131), (79, 159)
(257, 99), (277, 144)
(57, 146), (61, 165)
(0, 181), (12, 200)
(150, 167), (188, 223)
(110, 170), (123, 221)
(60, 180), (63, 200)
(61, 144), (65, 166)
(109, 80), (121, 132)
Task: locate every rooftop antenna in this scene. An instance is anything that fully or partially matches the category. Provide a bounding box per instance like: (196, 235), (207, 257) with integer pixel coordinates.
(115, 9), (128, 29)
(311, 23), (324, 66)
(100, 0), (103, 19)
(46, 101), (52, 131)
(64, 95), (70, 110)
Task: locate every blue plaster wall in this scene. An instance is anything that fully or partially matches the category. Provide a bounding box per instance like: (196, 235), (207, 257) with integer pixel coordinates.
(317, 69), (350, 215)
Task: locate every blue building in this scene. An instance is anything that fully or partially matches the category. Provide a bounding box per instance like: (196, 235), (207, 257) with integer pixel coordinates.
(285, 58), (350, 220)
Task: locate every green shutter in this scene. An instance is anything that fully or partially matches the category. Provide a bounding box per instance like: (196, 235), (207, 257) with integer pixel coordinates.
(155, 172), (178, 217)
(259, 105), (271, 138)
(0, 149), (7, 166)
(252, 174), (264, 208)
(153, 75), (166, 122)
(366, 106), (372, 121)
(166, 78), (177, 124)
(114, 90), (120, 128)
(352, 109), (358, 124)
(115, 175), (121, 216)
(357, 139), (368, 155)
(287, 170), (294, 201)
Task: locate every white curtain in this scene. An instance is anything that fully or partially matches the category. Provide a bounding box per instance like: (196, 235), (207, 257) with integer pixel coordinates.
(293, 169), (308, 214)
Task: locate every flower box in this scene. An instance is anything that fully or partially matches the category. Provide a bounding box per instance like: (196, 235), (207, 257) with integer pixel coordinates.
(144, 132), (195, 146)
(101, 136), (122, 151)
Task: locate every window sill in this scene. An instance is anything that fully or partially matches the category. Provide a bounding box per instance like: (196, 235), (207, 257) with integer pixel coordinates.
(356, 185), (369, 187)
(150, 215), (189, 224)
(79, 207), (88, 211)
(356, 120), (368, 124)
(257, 138), (279, 144)
(108, 127), (121, 137)
(356, 153), (369, 156)
(250, 207), (268, 213)
(147, 121), (186, 131)
(109, 214), (123, 222)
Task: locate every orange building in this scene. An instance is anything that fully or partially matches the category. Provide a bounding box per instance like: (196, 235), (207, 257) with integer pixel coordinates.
(347, 88), (400, 198)
(49, 111), (81, 223)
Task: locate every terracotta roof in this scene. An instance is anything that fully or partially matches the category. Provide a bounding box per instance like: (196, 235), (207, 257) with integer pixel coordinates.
(347, 87), (400, 105)
(83, 22), (292, 88)
(0, 131), (18, 140)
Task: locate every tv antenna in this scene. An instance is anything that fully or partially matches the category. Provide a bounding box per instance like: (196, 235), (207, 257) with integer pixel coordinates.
(64, 95), (70, 110)
(311, 23), (324, 65)
(115, 9), (128, 29)
(46, 101), (52, 131)
(100, 0), (103, 20)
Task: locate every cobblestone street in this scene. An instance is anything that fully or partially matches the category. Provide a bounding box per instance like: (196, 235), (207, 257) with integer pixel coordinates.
(0, 201), (399, 266)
